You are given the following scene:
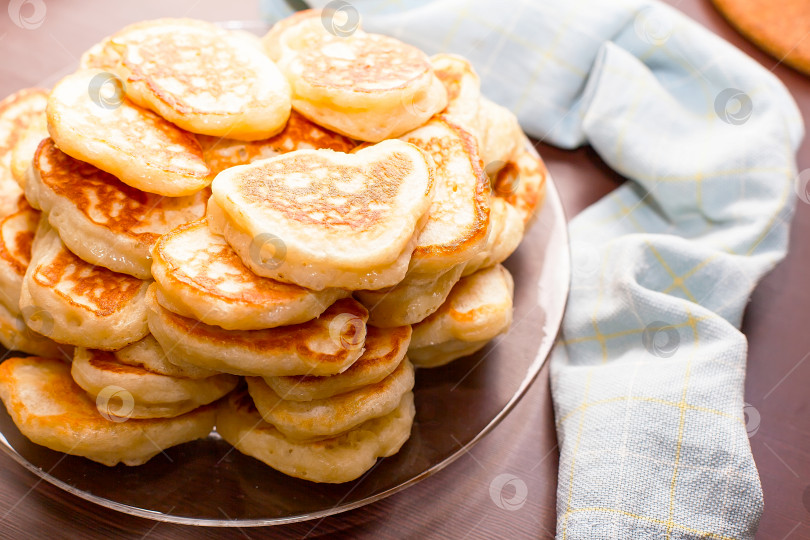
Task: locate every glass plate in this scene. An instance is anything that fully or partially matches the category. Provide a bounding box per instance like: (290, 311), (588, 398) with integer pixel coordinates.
(0, 25), (570, 525)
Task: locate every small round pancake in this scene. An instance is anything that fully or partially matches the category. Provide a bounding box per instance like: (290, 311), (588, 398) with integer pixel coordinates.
(114, 335), (217, 379)
(494, 140), (548, 227)
(20, 222), (150, 350)
(102, 19), (292, 141)
(197, 111), (356, 175)
(47, 69), (211, 197)
(462, 197), (524, 277)
(152, 220), (347, 331)
(0, 356), (216, 467)
(261, 9), (330, 62)
(147, 286), (368, 377)
(477, 97), (523, 178)
(431, 53), (482, 136)
(0, 300), (69, 358)
(277, 27), (447, 141)
(0, 88), (48, 218)
(398, 116), (490, 274)
(216, 387), (414, 483)
(247, 357), (414, 441)
(210, 140), (435, 290)
(27, 139), (207, 279)
(0, 202), (38, 314)
(355, 263), (465, 328)
(409, 264), (514, 368)
(264, 325), (411, 401)
(10, 111), (48, 190)
(71, 347), (238, 419)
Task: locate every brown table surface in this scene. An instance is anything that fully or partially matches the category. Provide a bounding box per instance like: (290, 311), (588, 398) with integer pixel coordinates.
(0, 1), (808, 538)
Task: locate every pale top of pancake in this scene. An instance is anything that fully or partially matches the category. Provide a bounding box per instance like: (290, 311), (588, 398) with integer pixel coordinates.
(212, 140), (434, 271)
(47, 69), (211, 196)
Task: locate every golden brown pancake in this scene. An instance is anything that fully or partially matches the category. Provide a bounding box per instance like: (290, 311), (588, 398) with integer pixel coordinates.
(0, 356), (216, 466)
(0, 88), (48, 217)
(197, 111), (356, 175)
(355, 263), (466, 328)
(270, 12), (447, 142)
(113, 335), (217, 379)
(494, 140), (548, 227)
(20, 221), (150, 350)
(0, 202), (38, 314)
(261, 9), (327, 62)
(210, 140), (435, 290)
(47, 69), (211, 197)
(431, 55), (522, 176)
(99, 19), (292, 141)
(462, 197), (524, 277)
(409, 264), (514, 367)
(264, 325), (411, 401)
(216, 387), (414, 483)
(399, 115), (490, 273)
(247, 357), (414, 441)
(147, 286), (368, 377)
(151, 219), (347, 330)
(71, 347), (238, 419)
(0, 300), (70, 358)
(27, 139), (207, 279)
(431, 53), (481, 136)
(10, 109), (48, 190)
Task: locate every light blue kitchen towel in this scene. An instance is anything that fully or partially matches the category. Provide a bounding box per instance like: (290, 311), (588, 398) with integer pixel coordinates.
(262, 1), (804, 537)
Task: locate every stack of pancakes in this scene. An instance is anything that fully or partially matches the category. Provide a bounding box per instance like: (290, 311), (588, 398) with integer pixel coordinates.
(0, 12), (547, 483)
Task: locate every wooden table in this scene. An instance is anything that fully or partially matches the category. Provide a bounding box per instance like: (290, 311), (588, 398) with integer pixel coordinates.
(0, 1), (807, 538)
